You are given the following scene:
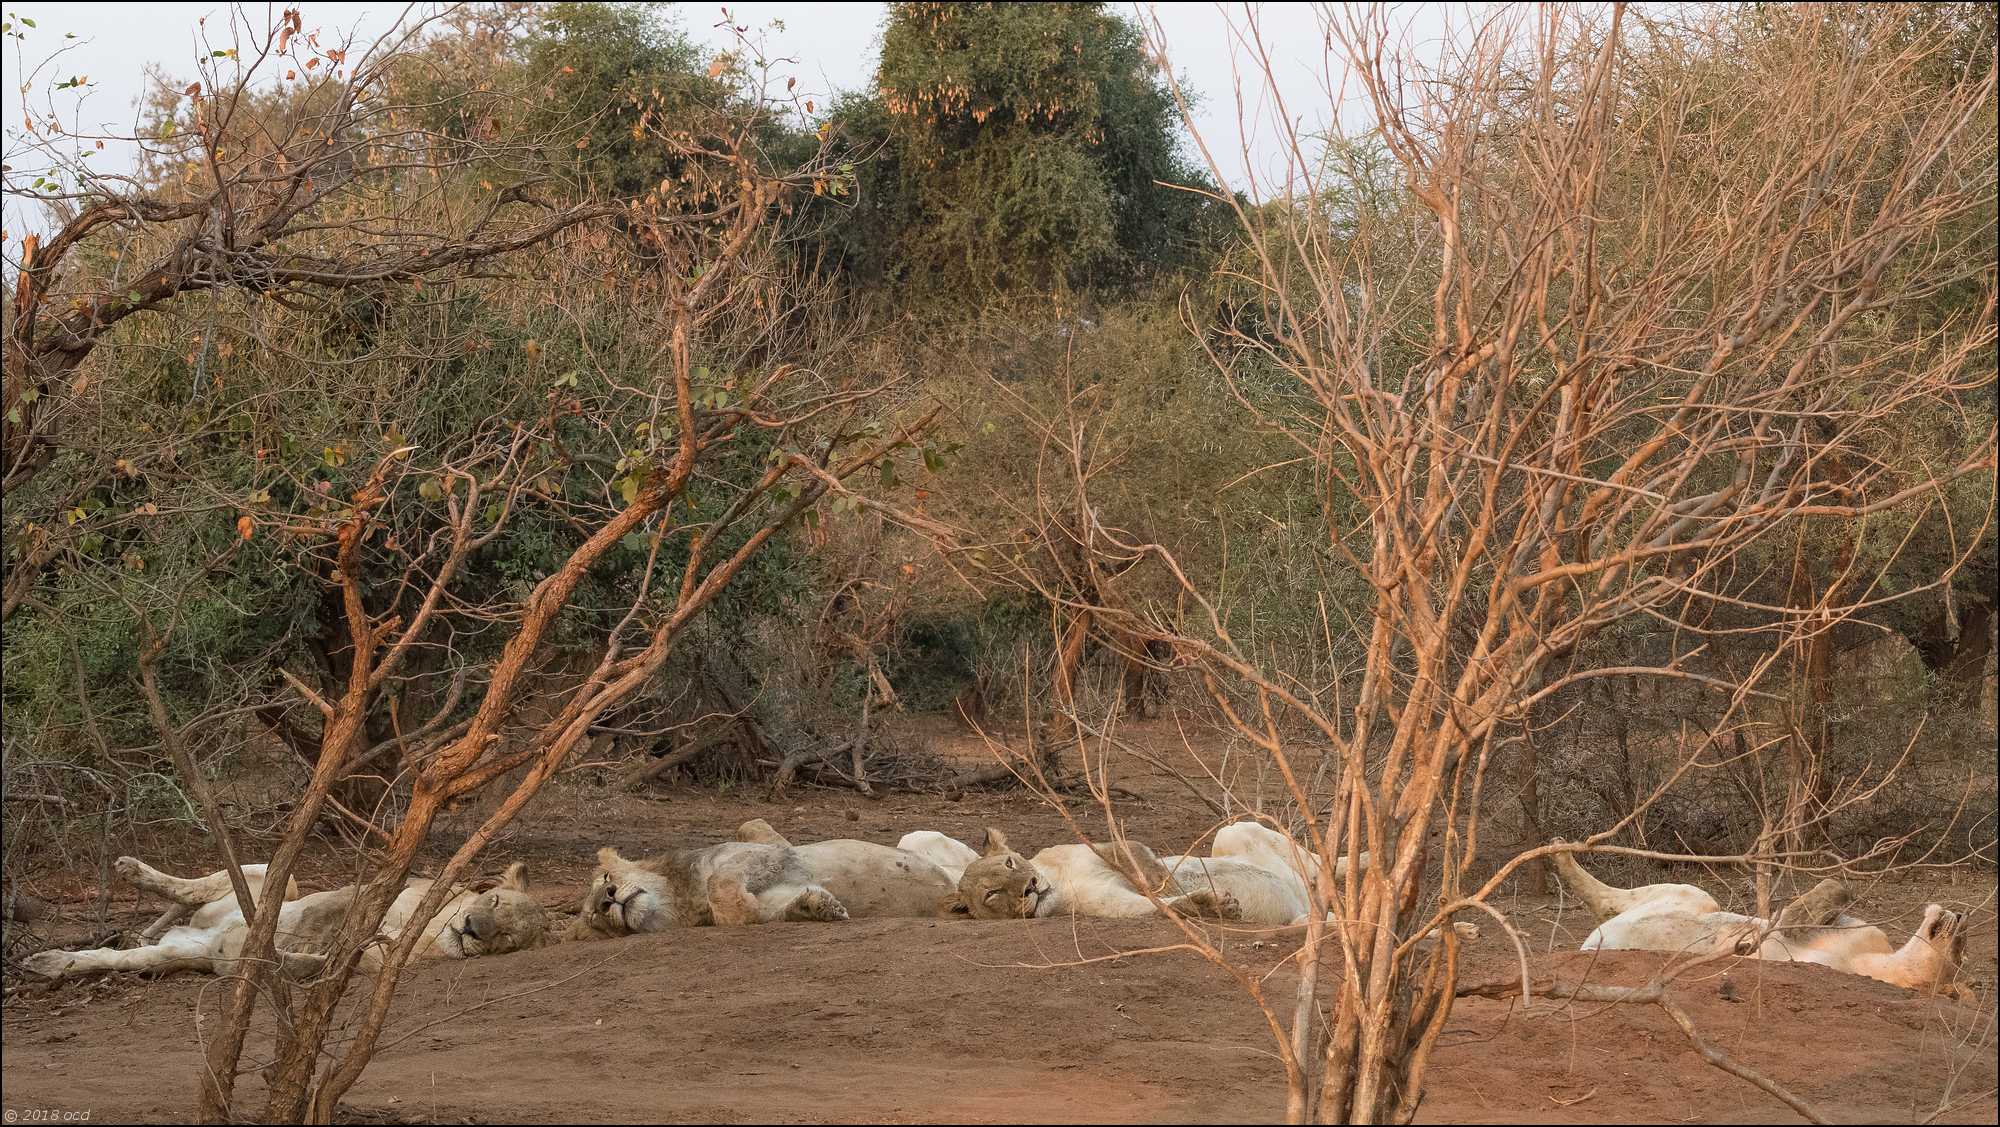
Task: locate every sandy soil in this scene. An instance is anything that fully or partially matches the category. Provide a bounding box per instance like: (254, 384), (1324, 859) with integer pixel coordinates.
(3, 718), (1995, 1124)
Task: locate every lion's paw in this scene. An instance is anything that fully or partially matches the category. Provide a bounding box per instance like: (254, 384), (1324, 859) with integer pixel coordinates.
(787, 888), (850, 923)
(1180, 889), (1243, 921)
(23, 949), (75, 979)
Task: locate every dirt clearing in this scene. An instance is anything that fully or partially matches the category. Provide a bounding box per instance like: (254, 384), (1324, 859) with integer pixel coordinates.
(4, 722), (1994, 1123)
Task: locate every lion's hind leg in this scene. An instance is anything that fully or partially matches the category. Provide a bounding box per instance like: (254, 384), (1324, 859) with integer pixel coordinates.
(736, 819), (793, 847)
(25, 926), (219, 980)
(1774, 879), (1851, 932)
(115, 856), (261, 907)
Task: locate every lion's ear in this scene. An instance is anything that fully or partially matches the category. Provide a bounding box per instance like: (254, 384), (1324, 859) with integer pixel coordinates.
(596, 846), (624, 869)
(980, 827), (1013, 857)
(500, 861), (530, 893)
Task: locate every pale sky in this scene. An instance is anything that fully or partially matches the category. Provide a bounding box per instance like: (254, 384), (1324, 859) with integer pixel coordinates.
(2, 2), (1470, 237)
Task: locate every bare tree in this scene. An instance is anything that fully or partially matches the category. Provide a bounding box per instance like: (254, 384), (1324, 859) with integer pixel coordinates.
(1082, 4), (1998, 1121)
(193, 134), (926, 1127)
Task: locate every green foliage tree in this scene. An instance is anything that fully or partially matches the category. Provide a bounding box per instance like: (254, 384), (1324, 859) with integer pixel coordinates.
(825, 1), (1221, 294)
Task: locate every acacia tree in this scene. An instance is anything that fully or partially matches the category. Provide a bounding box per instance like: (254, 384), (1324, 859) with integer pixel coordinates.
(1073, 5), (1996, 1122)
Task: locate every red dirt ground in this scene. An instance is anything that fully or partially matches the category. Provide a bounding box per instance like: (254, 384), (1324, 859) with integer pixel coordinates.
(4, 718), (1995, 1124)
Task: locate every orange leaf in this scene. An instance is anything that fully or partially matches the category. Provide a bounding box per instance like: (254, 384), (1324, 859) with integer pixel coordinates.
(237, 514), (255, 540)
(184, 81), (202, 96)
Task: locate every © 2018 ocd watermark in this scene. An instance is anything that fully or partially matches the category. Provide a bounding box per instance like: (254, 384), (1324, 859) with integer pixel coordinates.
(4, 1111), (92, 1123)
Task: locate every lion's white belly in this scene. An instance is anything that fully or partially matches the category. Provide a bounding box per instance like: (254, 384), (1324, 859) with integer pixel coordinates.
(895, 831), (980, 883)
(1027, 845), (1162, 919)
(795, 840), (954, 917)
(1161, 855), (1308, 926)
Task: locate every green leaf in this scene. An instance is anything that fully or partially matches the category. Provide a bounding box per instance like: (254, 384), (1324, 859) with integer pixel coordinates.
(620, 532), (649, 553)
(418, 479), (444, 501)
(619, 475), (640, 505)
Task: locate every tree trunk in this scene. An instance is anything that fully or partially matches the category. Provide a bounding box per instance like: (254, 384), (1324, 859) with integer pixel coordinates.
(1941, 600), (1994, 708)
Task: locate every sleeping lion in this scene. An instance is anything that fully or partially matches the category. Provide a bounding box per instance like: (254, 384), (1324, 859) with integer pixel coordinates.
(25, 855), (545, 981)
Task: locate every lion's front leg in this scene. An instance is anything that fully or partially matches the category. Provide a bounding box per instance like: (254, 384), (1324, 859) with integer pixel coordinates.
(1167, 889), (1243, 921)
(707, 874), (764, 926)
(776, 885), (850, 923)
(138, 903), (195, 941)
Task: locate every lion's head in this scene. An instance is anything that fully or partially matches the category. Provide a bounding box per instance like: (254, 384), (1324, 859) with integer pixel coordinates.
(442, 863), (545, 957)
(1915, 903), (1969, 994)
(946, 828), (1051, 919)
(567, 847), (671, 940)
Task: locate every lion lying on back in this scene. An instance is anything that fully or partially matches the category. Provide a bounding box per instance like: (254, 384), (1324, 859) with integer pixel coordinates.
(25, 855), (544, 981)
(1551, 846), (1966, 996)
(908, 821), (1476, 941)
(902, 827), (1254, 921)
(569, 819), (958, 937)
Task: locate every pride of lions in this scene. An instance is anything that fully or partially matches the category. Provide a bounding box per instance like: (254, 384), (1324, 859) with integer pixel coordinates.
(22, 819), (1967, 1000)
